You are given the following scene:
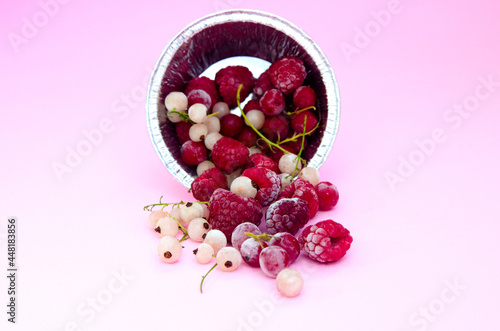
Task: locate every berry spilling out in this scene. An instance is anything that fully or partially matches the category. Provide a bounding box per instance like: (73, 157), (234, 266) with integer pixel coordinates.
(265, 198), (309, 235)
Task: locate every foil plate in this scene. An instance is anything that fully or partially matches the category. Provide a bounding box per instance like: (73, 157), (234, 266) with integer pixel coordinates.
(146, 9), (340, 188)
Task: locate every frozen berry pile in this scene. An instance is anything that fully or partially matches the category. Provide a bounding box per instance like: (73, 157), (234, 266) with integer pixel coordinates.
(146, 55), (351, 297)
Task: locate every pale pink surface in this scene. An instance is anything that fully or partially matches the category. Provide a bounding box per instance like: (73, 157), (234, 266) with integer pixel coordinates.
(1, 0), (500, 330)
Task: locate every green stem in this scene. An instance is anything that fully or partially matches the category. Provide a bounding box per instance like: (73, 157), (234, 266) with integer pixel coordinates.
(200, 263), (217, 293)
(284, 105), (316, 116)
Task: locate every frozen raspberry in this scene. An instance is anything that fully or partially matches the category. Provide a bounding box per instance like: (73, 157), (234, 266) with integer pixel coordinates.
(208, 188), (263, 240)
(315, 182), (339, 211)
(260, 89), (285, 116)
(185, 76), (220, 110)
(243, 99), (261, 114)
(220, 114), (243, 137)
(262, 116), (289, 142)
(291, 110), (318, 133)
(215, 66), (255, 108)
(298, 220), (353, 263)
(175, 121), (192, 145)
(248, 153), (279, 173)
(191, 167), (228, 201)
(269, 56), (306, 95)
(181, 140), (207, 166)
(293, 86), (316, 109)
(254, 68), (274, 98)
(241, 167), (281, 207)
(278, 178), (319, 218)
(187, 89), (212, 110)
(211, 137), (249, 174)
(265, 198), (309, 235)
(236, 127), (257, 148)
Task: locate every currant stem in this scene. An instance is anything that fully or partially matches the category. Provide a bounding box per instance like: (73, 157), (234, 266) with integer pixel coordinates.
(236, 85), (290, 155)
(284, 105), (316, 116)
(207, 112), (219, 118)
(243, 232), (275, 249)
(169, 110), (192, 123)
(290, 116), (308, 178)
(200, 263), (217, 293)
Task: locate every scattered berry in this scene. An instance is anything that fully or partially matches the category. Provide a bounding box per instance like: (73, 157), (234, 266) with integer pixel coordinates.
(208, 188), (263, 240)
(148, 210), (167, 228)
(278, 178), (319, 219)
(241, 167), (281, 207)
(203, 229), (227, 254)
(215, 66), (255, 108)
(276, 268), (304, 297)
(231, 222), (261, 251)
(216, 247), (242, 271)
(315, 182), (339, 211)
(269, 232), (301, 264)
(211, 137), (249, 174)
(188, 217), (211, 242)
(269, 56), (306, 95)
(157, 236), (182, 263)
(299, 220), (353, 263)
(265, 198), (309, 235)
(240, 238), (267, 267)
(259, 246), (290, 278)
(191, 167), (228, 202)
(179, 202), (204, 225)
(169, 207), (184, 226)
(260, 89), (285, 116)
(181, 140), (207, 166)
(155, 216), (179, 237)
(299, 167), (320, 186)
(230, 175), (258, 199)
(293, 86), (316, 109)
(193, 243), (214, 264)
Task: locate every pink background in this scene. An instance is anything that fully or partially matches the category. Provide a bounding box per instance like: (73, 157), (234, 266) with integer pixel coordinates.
(1, 0), (499, 330)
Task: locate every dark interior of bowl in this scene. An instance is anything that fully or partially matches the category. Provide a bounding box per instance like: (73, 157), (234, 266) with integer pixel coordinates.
(158, 21), (327, 176)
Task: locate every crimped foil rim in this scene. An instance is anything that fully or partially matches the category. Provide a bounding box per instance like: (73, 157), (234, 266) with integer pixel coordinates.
(146, 9), (340, 188)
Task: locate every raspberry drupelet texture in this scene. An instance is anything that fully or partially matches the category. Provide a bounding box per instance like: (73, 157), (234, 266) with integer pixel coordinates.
(269, 56), (307, 95)
(278, 178), (319, 219)
(247, 153), (279, 173)
(208, 188), (263, 240)
(265, 198), (310, 235)
(215, 66), (255, 108)
(211, 137), (249, 174)
(191, 167), (228, 201)
(254, 68), (274, 98)
(241, 167), (281, 207)
(298, 220), (353, 263)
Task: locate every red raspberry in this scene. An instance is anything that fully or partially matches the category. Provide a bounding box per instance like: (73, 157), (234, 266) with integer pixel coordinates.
(215, 66), (255, 108)
(315, 182), (339, 211)
(180, 140), (207, 166)
(299, 220), (353, 263)
(185, 76), (220, 110)
(211, 137), (249, 174)
(243, 99), (261, 114)
(208, 188), (263, 240)
(191, 167), (228, 201)
(175, 121), (191, 145)
(265, 198), (309, 235)
(262, 116), (289, 142)
(187, 89), (212, 110)
(254, 68), (274, 98)
(241, 167), (281, 207)
(260, 89), (285, 116)
(237, 127), (257, 148)
(220, 114), (243, 137)
(293, 86), (316, 109)
(248, 153), (278, 173)
(269, 56), (306, 95)
(278, 178), (319, 218)
(291, 110), (318, 133)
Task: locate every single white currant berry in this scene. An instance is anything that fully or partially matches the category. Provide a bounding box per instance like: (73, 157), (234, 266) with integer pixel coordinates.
(249, 147), (262, 156)
(193, 243), (214, 264)
(212, 101), (230, 119)
(157, 236), (182, 263)
(148, 210), (167, 228)
(169, 207), (184, 226)
(216, 247), (242, 272)
(204, 116), (220, 133)
(230, 176), (257, 199)
(204, 132), (223, 150)
(189, 123), (208, 142)
(226, 168), (242, 188)
(279, 153), (302, 175)
(201, 203), (210, 219)
(203, 229), (227, 254)
(164, 92), (188, 112)
(276, 268), (304, 297)
(180, 202), (204, 225)
(245, 110), (265, 130)
(298, 167), (320, 186)
(154, 216), (179, 237)
(279, 173), (293, 189)
(188, 217), (211, 242)
(188, 103), (208, 123)
(197, 161), (215, 176)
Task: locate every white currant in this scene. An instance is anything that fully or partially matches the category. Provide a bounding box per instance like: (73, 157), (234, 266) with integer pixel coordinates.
(179, 202), (204, 225)
(188, 103), (208, 123)
(216, 247), (242, 272)
(193, 243), (214, 264)
(196, 160), (215, 176)
(157, 236), (182, 263)
(203, 229), (227, 254)
(164, 91), (188, 112)
(188, 217), (211, 242)
(279, 153), (302, 175)
(154, 216), (179, 237)
(245, 110), (265, 130)
(276, 268), (304, 297)
(230, 176), (258, 199)
(298, 167), (320, 186)
(212, 101), (230, 119)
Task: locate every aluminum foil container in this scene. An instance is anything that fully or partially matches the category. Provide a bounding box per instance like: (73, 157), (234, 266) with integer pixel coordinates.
(146, 9), (340, 188)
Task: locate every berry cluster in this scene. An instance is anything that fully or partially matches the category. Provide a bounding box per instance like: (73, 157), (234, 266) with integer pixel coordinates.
(148, 55), (351, 297)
